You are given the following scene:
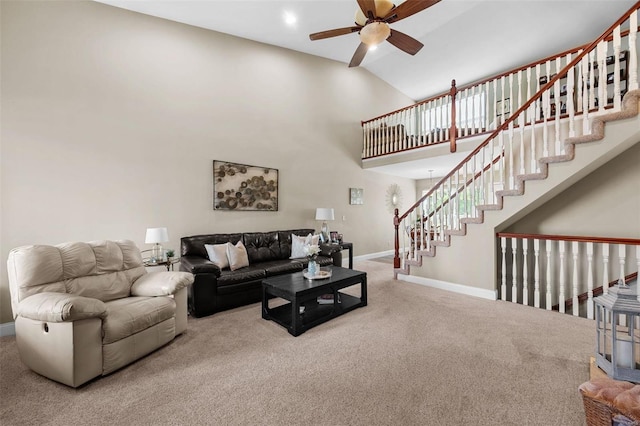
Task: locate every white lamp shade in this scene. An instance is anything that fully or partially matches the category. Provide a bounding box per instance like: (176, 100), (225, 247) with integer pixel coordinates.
(315, 208), (335, 221)
(145, 227), (169, 244)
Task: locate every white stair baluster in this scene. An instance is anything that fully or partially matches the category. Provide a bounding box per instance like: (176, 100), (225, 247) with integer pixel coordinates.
(543, 60), (551, 157)
(500, 75), (505, 127)
(597, 41), (607, 113)
(501, 237), (507, 301)
(619, 244), (627, 284)
(576, 49), (584, 115)
(518, 70), (526, 175)
(499, 128), (506, 190)
(534, 239), (541, 308)
(602, 243), (610, 295)
(637, 244), (640, 302)
(559, 241), (566, 314)
(508, 121), (515, 189)
(613, 26), (622, 110)
(572, 241), (579, 317)
(523, 239), (529, 306)
(511, 237), (518, 303)
(546, 240), (552, 310)
(629, 11), (638, 91)
(567, 52), (576, 137)
(587, 242), (594, 320)
(554, 57), (562, 155)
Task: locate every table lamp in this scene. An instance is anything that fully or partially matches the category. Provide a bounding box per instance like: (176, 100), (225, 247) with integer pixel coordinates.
(315, 208), (334, 242)
(145, 227), (169, 262)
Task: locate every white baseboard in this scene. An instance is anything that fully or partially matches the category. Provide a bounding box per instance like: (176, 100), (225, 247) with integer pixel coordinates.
(353, 249), (394, 262)
(396, 273), (498, 301)
(0, 322), (15, 337)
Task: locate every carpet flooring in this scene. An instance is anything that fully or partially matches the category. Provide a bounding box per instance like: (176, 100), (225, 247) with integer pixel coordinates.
(0, 260), (594, 425)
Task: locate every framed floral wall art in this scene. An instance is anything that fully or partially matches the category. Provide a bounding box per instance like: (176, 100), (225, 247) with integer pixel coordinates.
(213, 160), (278, 211)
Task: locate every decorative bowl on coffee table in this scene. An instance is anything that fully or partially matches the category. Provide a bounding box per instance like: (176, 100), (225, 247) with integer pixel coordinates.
(303, 267), (332, 280)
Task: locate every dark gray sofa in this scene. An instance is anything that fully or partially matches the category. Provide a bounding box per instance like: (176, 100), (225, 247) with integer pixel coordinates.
(180, 229), (341, 317)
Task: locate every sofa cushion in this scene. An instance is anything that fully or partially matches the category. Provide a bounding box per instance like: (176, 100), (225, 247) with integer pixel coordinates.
(204, 243), (230, 269)
(217, 266), (266, 287)
(227, 240), (249, 271)
(102, 296), (176, 344)
(243, 231), (280, 263)
(262, 260), (305, 276)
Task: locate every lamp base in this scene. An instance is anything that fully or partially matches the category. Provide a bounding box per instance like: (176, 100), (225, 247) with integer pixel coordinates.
(152, 243), (164, 262)
(321, 222), (330, 243)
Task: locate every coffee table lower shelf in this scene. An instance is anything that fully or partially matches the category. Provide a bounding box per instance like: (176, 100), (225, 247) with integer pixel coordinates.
(266, 293), (361, 333)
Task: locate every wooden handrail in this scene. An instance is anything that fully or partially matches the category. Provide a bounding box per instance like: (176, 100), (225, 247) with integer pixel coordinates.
(496, 233), (640, 246)
(552, 272), (638, 312)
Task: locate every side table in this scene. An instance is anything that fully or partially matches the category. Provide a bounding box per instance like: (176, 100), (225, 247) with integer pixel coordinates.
(339, 242), (353, 269)
(143, 257), (180, 271)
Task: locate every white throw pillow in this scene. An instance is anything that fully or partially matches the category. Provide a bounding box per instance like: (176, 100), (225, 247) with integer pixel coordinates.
(290, 234), (310, 259)
(227, 240), (249, 271)
(205, 243), (230, 269)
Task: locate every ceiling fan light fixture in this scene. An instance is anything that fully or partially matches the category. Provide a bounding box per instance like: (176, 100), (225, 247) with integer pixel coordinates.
(355, 0), (394, 25)
(359, 21), (390, 46)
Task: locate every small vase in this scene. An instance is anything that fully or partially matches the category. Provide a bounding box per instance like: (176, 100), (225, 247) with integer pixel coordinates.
(308, 259), (318, 276)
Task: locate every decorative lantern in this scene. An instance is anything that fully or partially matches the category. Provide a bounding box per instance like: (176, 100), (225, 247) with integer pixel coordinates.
(594, 279), (640, 383)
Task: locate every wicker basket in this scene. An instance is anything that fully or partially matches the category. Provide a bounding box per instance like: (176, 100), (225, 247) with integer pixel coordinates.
(579, 379), (640, 426)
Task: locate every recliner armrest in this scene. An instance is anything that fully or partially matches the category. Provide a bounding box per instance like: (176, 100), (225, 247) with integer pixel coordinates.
(180, 256), (222, 276)
(17, 292), (107, 322)
(131, 271), (194, 297)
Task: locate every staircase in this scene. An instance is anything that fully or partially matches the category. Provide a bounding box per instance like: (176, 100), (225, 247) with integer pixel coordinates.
(388, 4), (640, 300)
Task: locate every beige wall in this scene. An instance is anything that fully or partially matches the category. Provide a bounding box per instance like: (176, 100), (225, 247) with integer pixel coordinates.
(0, 0), (416, 323)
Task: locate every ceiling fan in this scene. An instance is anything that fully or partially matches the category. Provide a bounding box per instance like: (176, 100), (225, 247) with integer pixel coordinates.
(309, 0), (441, 68)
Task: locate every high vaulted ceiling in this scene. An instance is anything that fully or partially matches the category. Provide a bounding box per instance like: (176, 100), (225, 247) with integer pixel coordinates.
(97, 0), (635, 102)
(94, 0), (636, 180)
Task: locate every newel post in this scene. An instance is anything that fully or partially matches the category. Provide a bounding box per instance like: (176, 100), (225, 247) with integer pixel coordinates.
(449, 79), (457, 153)
(393, 208), (401, 268)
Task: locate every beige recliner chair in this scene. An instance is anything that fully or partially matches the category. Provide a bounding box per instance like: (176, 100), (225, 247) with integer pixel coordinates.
(7, 239), (194, 387)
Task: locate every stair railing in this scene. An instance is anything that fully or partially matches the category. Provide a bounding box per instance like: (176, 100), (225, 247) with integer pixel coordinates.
(497, 233), (640, 319)
(363, 4), (640, 161)
(394, 3), (639, 271)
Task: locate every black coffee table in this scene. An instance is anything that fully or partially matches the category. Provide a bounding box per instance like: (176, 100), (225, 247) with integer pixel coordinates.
(261, 266), (367, 336)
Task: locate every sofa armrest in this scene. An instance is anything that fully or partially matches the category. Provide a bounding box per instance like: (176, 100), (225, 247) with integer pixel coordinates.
(131, 271), (194, 297)
(180, 255), (222, 276)
(17, 292), (107, 322)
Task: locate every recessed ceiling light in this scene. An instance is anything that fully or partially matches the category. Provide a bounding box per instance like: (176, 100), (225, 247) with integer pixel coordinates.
(283, 11), (297, 26)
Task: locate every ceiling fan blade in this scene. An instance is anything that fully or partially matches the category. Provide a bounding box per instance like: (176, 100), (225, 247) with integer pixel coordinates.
(384, 0), (442, 23)
(349, 42), (369, 68)
(309, 26), (361, 41)
(387, 29), (424, 55)
(357, 0), (377, 20)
